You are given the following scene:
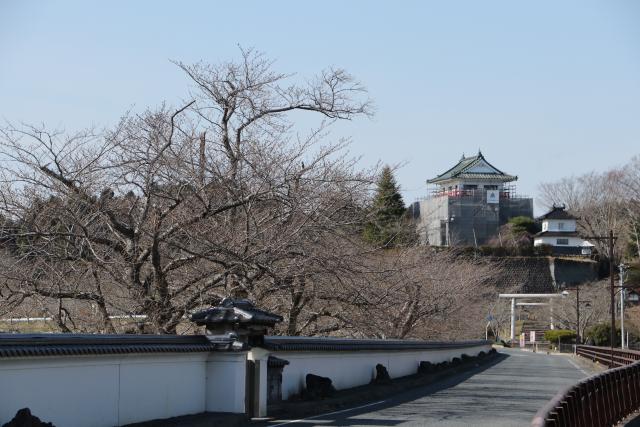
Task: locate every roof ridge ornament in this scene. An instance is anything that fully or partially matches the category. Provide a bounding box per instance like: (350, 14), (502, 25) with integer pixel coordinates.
(191, 298), (283, 347)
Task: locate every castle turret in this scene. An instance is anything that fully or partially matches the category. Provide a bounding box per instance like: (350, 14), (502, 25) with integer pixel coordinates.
(427, 150), (517, 195)
(416, 151), (533, 246)
(533, 205), (594, 255)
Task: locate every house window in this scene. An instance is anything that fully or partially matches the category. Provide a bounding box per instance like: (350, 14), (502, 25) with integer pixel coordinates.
(484, 185), (498, 190)
(556, 238), (569, 245)
(558, 222), (564, 230)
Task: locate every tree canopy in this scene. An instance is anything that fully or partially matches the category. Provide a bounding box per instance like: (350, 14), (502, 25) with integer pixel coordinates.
(0, 51), (502, 341)
(508, 216), (540, 235)
(363, 166), (410, 247)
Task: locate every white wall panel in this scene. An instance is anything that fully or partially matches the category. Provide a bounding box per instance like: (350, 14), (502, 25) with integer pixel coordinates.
(205, 353), (246, 413)
(0, 360), (119, 427)
(272, 344), (490, 399)
(118, 354), (207, 425)
(0, 352), (247, 427)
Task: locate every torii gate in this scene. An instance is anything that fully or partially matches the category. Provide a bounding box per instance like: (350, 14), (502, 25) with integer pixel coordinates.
(498, 293), (566, 341)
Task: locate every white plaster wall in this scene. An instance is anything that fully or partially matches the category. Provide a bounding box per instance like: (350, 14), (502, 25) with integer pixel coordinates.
(272, 344), (490, 400)
(118, 354), (207, 425)
(205, 353), (246, 413)
(542, 219), (577, 232)
(0, 358), (120, 427)
(0, 352), (247, 427)
(534, 236), (584, 247)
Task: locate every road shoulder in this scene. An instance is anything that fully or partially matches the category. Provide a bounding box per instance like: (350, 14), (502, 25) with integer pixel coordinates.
(260, 351), (504, 425)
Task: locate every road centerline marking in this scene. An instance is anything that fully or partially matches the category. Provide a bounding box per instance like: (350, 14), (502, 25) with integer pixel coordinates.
(267, 399), (388, 427)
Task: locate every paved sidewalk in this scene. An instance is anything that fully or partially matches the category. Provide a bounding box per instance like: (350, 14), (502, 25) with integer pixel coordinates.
(264, 348), (588, 427)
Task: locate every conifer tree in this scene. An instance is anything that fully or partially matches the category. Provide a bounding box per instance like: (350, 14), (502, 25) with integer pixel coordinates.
(363, 166), (410, 247)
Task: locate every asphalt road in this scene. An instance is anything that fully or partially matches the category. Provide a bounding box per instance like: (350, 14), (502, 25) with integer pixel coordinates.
(265, 349), (591, 427)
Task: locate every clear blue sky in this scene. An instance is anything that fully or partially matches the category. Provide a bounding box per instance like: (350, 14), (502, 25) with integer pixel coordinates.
(1, 1), (639, 213)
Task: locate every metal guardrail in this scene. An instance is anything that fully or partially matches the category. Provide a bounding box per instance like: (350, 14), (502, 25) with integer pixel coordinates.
(557, 343), (575, 354)
(576, 345), (640, 368)
(531, 346), (640, 426)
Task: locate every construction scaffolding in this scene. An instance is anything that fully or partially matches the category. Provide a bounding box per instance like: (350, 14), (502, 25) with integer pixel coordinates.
(426, 184), (525, 200)
(414, 185), (533, 246)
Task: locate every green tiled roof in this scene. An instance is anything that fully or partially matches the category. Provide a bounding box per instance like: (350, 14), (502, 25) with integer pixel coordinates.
(453, 173), (517, 180)
(427, 151), (517, 184)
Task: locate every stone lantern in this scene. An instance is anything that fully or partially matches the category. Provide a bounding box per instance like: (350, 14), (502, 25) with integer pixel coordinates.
(190, 298), (283, 346)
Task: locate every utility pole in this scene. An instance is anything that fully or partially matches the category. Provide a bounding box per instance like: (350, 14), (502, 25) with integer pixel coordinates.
(584, 230), (617, 367)
(620, 263), (627, 349)
(563, 285), (590, 344)
(609, 230), (615, 365)
(576, 284), (580, 344)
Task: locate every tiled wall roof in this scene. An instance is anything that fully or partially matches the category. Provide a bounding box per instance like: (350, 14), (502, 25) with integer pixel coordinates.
(0, 333), (243, 358)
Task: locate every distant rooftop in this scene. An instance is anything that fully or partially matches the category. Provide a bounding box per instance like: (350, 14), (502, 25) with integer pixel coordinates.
(427, 151), (517, 184)
(538, 205), (578, 220)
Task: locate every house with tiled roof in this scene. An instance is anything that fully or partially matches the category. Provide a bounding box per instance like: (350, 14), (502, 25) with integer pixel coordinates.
(414, 151), (533, 246)
(533, 205), (594, 255)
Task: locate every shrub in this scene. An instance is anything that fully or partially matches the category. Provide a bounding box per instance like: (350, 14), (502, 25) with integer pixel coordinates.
(544, 329), (576, 344)
(508, 216), (540, 234)
(585, 322), (621, 346)
(627, 262), (640, 287)
(465, 244), (554, 257)
(479, 246), (494, 256)
(516, 245), (534, 256)
(534, 244), (554, 256)
(494, 246), (508, 256)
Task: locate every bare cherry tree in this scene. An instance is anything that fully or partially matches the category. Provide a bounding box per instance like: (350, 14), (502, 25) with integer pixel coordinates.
(552, 281), (611, 340)
(621, 156), (640, 258)
(324, 248), (501, 340)
(539, 171), (627, 256)
(0, 49), (374, 334)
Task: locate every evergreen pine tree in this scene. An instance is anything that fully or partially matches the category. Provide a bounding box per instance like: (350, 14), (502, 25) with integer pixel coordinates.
(363, 166), (410, 247)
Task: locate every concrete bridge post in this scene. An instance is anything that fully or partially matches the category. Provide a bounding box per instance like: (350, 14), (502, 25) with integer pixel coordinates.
(510, 298), (516, 341)
(247, 347), (270, 418)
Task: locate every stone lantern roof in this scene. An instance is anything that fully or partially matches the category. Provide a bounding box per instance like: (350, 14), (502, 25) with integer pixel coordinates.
(190, 298), (282, 346)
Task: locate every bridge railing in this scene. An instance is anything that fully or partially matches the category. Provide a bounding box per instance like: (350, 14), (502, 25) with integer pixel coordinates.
(532, 346), (640, 426)
(576, 344), (640, 367)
